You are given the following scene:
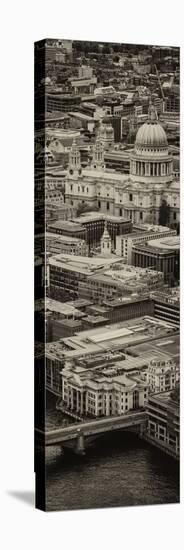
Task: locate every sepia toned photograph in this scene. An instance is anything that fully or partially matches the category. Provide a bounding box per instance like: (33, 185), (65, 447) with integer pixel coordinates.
(34, 38), (180, 512)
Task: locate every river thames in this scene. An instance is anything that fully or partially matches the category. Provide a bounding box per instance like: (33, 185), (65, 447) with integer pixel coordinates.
(45, 393), (179, 512)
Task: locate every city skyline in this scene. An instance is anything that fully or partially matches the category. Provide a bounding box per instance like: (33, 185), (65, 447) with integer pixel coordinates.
(34, 38), (180, 512)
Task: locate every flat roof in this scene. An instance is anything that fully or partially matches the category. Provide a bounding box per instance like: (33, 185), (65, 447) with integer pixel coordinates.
(46, 232), (85, 244)
(82, 167), (129, 182)
(35, 297), (84, 318)
(89, 327), (132, 344)
(46, 316), (178, 361)
(73, 212), (129, 224)
(48, 220), (84, 231)
(130, 333), (180, 363)
(68, 111), (95, 121)
(148, 236), (180, 251)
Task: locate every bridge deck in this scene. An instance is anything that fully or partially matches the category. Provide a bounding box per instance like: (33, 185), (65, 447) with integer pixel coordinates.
(36, 411), (148, 446)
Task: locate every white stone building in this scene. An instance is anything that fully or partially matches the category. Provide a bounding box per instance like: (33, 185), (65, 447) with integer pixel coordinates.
(65, 104), (179, 227)
(62, 364), (148, 417)
(147, 356), (179, 394)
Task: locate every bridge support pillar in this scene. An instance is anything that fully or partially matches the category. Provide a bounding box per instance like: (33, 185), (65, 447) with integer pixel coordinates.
(139, 423), (145, 438)
(75, 433), (85, 456)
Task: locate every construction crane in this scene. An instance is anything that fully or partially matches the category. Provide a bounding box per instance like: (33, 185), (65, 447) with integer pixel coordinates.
(154, 64), (166, 112)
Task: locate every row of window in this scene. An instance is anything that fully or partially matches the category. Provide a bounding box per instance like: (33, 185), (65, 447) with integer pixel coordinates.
(70, 184), (89, 193)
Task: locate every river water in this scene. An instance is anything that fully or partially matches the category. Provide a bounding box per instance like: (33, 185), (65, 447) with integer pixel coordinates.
(45, 392), (179, 512)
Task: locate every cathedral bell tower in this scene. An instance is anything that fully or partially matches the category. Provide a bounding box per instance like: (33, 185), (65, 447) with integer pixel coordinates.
(101, 221), (112, 255)
(68, 138), (82, 178)
(91, 132), (105, 169)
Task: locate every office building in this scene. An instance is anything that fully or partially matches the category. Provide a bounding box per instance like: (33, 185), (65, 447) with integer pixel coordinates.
(78, 263), (164, 304)
(147, 390), (179, 458)
(151, 288), (180, 327)
(132, 236), (180, 285)
(62, 363), (148, 417)
(73, 211), (132, 248)
(47, 220), (87, 240)
(116, 226), (176, 263)
(46, 232), (88, 256)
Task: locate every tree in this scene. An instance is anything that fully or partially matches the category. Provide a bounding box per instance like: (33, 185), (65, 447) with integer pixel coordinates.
(76, 202), (98, 217)
(113, 55), (120, 64)
(159, 199), (171, 226)
(170, 383), (180, 403)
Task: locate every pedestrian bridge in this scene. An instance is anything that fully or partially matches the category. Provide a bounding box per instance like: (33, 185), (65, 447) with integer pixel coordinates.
(36, 410), (148, 453)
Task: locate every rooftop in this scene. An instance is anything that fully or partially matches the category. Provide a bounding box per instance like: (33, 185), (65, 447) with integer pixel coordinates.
(133, 224), (171, 233)
(46, 316), (178, 362)
(68, 111), (95, 121)
(148, 236), (180, 251)
(48, 220), (84, 231)
(35, 298), (85, 318)
(150, 287), (180, 305)
(46, 232), (85, 245)
(133, 236), (180, 254)
(82, 167), (129, 183)
(49, 253), (121, 275)
(130, 333), (180, 364)
(73, 212), (129, 224)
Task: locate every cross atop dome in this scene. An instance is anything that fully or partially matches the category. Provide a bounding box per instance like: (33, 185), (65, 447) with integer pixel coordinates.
(148, 99), (158, 123)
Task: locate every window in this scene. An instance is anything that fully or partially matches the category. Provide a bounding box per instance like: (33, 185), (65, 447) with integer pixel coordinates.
(107, 202), (109, 210)
(70, 184), (73, 190)
(173, 212), (176, 220)
(78, 186), (80, 192)
(98, 201), (101, 209)
(140, 212), (143, 220)
(129, 193), (133, 202)
(119, 208), (122, 216)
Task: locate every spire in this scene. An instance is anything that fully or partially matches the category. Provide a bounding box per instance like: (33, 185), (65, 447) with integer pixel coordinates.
(101, 220), (112, 255)
(92, 130), (104, 169)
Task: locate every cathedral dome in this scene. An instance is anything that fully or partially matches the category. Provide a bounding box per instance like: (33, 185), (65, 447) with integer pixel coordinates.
(135, 122), (167, 147)
(135, 104), (167, 148)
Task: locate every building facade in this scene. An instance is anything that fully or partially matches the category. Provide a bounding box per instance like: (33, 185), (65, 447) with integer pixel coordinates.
(65, 104), (179, 228)
(132, 236), (180, 285)
(147, 357), (178, 394)
(147, 391), (179, 458)
(62, 364), (148, 417)
(116, 227), (176, 263)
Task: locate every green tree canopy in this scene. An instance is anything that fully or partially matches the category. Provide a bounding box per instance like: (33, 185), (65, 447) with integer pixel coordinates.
(159, 199), (171, 226)
(76, 202), (99, 217)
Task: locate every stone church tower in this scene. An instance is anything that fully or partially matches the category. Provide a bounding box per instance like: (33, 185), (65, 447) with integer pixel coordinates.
(68, 138), (82, 178)
(101, 221), (112, 255)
